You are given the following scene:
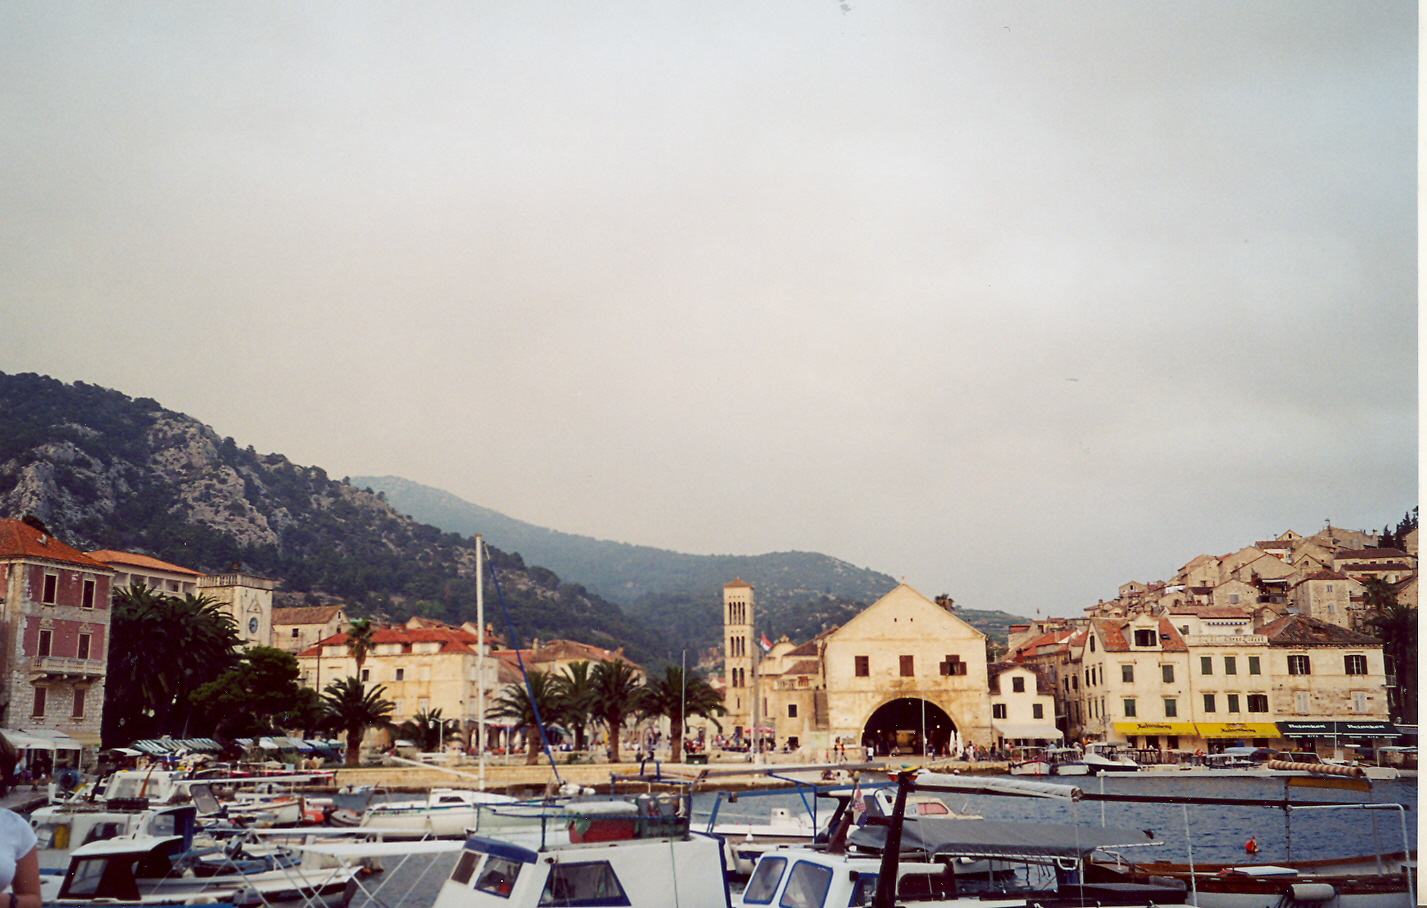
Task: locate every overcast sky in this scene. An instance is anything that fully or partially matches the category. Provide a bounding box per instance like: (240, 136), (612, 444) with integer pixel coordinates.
(2, 3), (1416, 617)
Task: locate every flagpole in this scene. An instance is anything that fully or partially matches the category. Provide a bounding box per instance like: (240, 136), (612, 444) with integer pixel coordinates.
(752, 630), (761, 767)
(476, 534), (486, 792)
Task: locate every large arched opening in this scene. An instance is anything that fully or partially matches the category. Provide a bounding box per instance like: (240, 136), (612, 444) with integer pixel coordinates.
(861, 698), (956, 758)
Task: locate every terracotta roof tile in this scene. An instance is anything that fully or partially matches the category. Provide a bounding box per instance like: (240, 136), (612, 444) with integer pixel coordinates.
(0, 519), (110, 570)
(88, 549), (201, 575)
(785, 659), (820, 675)
(273, 606), (344, 626)
(1261, 614), (1378, 647)
(1338, 548), (1409, 559)
(723, 577), (752, 589)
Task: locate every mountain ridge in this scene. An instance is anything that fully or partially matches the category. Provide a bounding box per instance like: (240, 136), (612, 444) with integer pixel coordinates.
(352, 474), (1031, 648)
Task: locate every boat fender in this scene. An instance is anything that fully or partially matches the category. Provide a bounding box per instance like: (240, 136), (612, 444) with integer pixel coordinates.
(1287, 883), (1337, 902)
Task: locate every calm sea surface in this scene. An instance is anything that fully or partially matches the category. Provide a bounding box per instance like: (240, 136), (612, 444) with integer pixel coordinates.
(352, 774), (1417, 907)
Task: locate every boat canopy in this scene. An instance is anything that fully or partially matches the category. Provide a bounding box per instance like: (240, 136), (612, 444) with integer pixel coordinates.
(848, 817), (1158, 861)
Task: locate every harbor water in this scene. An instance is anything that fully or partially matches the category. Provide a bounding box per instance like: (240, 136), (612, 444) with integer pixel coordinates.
(355, 773), (1416, 906)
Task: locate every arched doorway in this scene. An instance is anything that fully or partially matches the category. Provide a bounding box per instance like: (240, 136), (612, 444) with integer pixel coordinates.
(862, 698), (956, 758)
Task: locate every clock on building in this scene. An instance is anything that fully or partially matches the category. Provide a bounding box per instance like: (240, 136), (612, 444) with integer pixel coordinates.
(249, 617), (259, 634)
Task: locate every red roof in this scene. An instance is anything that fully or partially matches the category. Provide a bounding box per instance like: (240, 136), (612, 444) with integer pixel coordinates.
(88, 549), (201, 575)
(300, 624), (483, 656)
(0, 519), (110, 570)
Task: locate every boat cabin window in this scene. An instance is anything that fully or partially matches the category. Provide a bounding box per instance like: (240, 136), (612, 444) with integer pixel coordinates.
(779, 860), (833, 908)
(538, 861), (628, 906)
(849, 873), (878, 907)
(475, 856), (524, 898)
(743, 856), (788, 904)
(913, 800), (950, 816)
(62, 856), (141, 901)
(451, 851), (481, 885)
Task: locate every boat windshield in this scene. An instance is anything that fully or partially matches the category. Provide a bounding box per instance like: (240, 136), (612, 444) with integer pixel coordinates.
(743, 856), (787, 904)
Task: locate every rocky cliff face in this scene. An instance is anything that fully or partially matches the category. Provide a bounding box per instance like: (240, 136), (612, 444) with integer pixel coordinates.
(0, 372), (660, 659)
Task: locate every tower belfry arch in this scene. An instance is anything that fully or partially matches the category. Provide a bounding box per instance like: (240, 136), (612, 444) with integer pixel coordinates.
(722, 578), (754, 741)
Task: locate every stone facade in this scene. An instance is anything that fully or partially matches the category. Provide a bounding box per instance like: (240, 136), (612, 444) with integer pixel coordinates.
(736, 583), (994, 756)
(296, 621), (501, 743)
(0, 519), (114, 746)
(198, 572), (274, 649)
(271, 604), (348, 655)
(721, 578), (756, 739)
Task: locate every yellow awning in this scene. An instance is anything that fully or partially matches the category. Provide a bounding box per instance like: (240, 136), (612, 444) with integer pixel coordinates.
(1112, 721), (1199, 736)
(1196, 722), (1279, 738)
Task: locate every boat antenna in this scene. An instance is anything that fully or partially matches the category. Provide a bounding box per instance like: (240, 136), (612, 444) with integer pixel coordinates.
(483, 545), (563, 786)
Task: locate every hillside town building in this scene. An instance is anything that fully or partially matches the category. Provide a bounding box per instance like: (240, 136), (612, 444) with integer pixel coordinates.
(199, 571), (275, 649)
(1004, 519), (1412, 759)
(0, 518), (113, 748)
(296, 619), (502, 740)
(272, 604), (349, 655)
(88, 550), (201, 598)
(722, 582), (996, 755)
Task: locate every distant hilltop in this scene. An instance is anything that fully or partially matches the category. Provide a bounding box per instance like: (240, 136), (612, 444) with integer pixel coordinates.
(351, 474), (897, 606)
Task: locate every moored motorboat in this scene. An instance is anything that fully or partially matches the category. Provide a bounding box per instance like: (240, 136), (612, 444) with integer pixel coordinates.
(1047, 746), (1091, 776)
(431, 792), (728, 908)
(1087, 851), (1416, 908)
(1082, 742), (1141, 773)
(359, 787), (520, 839)
(42, 827), (360, 908)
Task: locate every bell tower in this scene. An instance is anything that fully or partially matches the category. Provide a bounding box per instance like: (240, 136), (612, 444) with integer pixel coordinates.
(723, 578), (754, 741)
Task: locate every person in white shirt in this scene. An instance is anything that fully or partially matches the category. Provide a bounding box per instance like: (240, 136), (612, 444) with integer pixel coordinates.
(0, 809), (38, 908)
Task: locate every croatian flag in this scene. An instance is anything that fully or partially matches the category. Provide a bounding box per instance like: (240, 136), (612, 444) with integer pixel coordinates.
(759, 633), (773, 654)
(851, 780), (867, 826)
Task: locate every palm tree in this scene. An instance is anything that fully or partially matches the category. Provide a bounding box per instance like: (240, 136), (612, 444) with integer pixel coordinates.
(104, 585), (242, 742)
(1366, 603), (1417, 723)
(637, 666), (725, 763)
(487, 671), (562, 765)
(345, 618), (376, 677)
(398, 708), (446, 752)
(321, 676), (395, 767)
(553, 661), (597, 751)
(590, 659), (641, 763)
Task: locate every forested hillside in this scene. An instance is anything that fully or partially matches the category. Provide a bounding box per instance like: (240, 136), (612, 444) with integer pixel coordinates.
(357, 474), (1030, 649)
(0, 373), (1030, 662)
(0, 372), (664, 660)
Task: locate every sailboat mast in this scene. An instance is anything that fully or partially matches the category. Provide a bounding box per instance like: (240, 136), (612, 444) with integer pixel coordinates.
(476, 533), (486, 791)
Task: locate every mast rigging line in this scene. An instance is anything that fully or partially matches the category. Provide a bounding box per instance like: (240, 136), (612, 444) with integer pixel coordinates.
(483, 545), (563, 786)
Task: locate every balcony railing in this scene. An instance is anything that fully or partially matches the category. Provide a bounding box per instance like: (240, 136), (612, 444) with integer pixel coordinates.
(1183, 634), (1267, 647)
(29, 656), (105, 678)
